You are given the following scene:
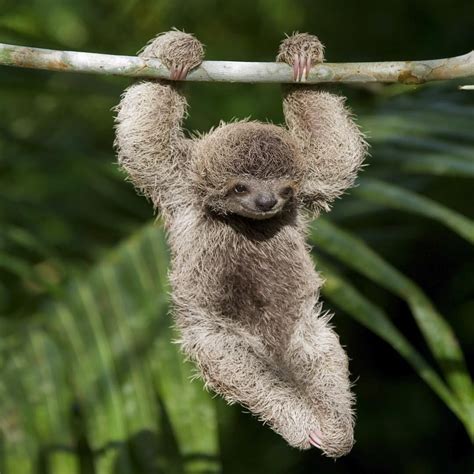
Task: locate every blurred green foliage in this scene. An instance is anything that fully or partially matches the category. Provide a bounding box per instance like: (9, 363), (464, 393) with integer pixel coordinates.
(0, 0), (473, 473)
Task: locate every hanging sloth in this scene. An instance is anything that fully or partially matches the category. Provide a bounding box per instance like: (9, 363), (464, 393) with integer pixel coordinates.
(114, 30), (367, 458)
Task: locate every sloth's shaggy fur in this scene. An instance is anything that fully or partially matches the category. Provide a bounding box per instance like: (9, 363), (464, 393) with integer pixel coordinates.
(115, 31), (367, 458)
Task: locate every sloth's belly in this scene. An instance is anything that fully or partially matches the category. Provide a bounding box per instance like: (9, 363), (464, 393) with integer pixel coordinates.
(215, 257), (318, 349)
(169, 213), (322, 345)
(218, 262), (299, 317)
(193, 238), (318, 324)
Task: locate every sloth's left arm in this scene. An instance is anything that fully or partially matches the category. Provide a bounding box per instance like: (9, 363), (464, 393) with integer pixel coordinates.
(277, 33), (368, 215)
(114, 31), (204, 216)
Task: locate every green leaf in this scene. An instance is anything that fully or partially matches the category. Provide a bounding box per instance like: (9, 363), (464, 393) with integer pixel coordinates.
(354, 178), (474, 243)
(316, 258), (466, 424)
(362, 112), (474, 143)
(310, 219), (473, 423)
(1, 223), (221, 473)
(376, 150), (474, 177)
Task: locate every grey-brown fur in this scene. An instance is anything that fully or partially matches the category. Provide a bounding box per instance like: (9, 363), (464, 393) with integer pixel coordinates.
(114, 30), (367, 458)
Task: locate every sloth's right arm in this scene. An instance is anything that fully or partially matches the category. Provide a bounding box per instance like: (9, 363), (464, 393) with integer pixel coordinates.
(277, 33), (367, 216)
(114, 31), (204, 212)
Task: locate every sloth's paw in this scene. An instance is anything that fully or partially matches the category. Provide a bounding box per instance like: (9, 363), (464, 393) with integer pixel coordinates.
(276, 32), (325, 82)
(140, 30), (204, 81)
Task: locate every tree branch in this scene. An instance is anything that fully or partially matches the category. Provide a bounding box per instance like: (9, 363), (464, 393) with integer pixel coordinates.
(0, 42), (473, 84)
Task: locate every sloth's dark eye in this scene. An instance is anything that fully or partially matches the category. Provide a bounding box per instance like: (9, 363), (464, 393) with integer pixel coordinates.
(233, 184), (248, 194)
(281, 186), (293, 198)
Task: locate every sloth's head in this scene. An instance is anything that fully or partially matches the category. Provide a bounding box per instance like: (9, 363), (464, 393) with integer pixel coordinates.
(220, 176), (297, 220)
(192, 121), (303, 220)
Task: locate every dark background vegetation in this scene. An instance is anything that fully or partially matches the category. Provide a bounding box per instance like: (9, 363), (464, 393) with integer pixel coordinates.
(0, 0), (473, 473)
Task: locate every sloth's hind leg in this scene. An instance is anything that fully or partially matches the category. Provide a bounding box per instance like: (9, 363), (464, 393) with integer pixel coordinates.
(177, 311), (318, 450)
(285, 307), (355, 458)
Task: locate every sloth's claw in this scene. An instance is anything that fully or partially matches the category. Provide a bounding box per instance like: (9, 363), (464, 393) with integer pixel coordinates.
(299, 54), (306, 81)
(309, 429), (323, 449)
(306, 56), (312, 79)
(170, 64), (178, 80)
(170, 63), (191, 81)
(293, 55), (300, 82)
(180, 65), (190, 80)
(309, 436), (321, 449)
(292, 54), (312, 82)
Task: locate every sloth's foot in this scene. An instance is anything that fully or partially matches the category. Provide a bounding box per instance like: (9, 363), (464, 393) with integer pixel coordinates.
(139, 30), (204, 81)
(276, 32), (325, 83)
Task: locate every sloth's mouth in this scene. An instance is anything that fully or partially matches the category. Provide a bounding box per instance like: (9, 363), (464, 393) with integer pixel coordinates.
(237, 204), (283, 220)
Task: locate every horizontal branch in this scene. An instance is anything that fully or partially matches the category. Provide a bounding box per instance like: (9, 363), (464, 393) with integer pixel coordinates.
(0, 42), (473, 84)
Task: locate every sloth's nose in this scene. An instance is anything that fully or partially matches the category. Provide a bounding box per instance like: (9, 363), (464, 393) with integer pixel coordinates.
(255, 193), (278, 211)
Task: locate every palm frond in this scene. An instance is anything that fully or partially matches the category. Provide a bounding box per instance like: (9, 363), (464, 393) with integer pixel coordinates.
(0, 224), (220, 473)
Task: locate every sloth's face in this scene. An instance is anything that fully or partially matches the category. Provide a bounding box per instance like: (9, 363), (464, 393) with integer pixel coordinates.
(223, 177), (297, 220)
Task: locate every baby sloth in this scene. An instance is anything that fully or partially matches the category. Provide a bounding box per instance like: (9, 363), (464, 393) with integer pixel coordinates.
(115, 30), (367, 457)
